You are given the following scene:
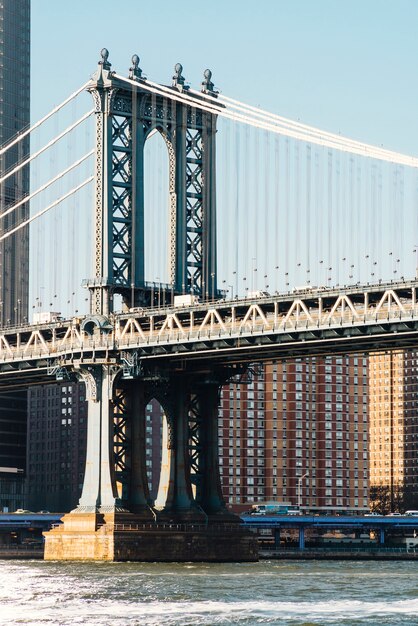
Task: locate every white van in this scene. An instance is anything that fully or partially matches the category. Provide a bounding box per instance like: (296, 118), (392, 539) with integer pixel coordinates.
(405, 510), (418, 516)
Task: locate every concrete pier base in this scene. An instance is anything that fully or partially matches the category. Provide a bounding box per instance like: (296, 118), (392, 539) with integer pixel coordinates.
(43, 513), (259, 562)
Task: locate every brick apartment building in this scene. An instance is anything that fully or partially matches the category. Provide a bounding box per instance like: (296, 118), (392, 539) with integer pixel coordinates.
(219, 356), (369, 514)
(24, 352), (418, 515)
(369, 350), (418, 512)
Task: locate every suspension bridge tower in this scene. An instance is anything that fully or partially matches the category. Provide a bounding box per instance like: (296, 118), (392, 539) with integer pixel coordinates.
(44, 51), (257, 562)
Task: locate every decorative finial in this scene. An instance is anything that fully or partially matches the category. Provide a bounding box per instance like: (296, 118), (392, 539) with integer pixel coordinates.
(129, 54), (143, 80)
(201, 68), (218, 96)
(172, 63), (189, 91)
(99, 48), (111, 71)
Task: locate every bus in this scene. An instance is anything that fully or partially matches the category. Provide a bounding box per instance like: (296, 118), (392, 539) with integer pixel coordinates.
(250, 502), (301, 516)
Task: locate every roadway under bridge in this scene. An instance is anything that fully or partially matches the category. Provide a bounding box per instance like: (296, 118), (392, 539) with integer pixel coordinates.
(241, 514), (418, 554)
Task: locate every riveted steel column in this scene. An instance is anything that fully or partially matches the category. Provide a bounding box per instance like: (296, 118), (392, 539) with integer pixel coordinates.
(99, 367), (121, 509)
(162, 378), (194, 513)
(128, 383), (153, 512)
(88, 54), (114, 316)
(76, 367), (101, 510)
(77, 366), (120, 511)
(202, 111), (218, 300)
(174, 104), (188, 294)
(193, 382), (226, 515)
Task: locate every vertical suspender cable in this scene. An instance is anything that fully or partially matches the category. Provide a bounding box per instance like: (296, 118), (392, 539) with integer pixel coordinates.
(306, 144), (311, 284)
(285, 138), (290, 287)
(377, 163), (383, 279)
(349, 157), (354, 283)
(327, 150), (333, 287)
(356, 161), (361, 282)
(264, 130), (270, 289)
(399, 166), (405, 277)
(341, 153), (347, 284)
(254, 127), (259, 289)
(335, 152), (340, 285)
(314, 149), (320, 287)
(364, 159), (371, 282)
(243, 125), (249, 295)
(274, 135), (280, 291)
(370, 163), (376, 282)
(234, 122), (240, 297)
(391, 166), (398, 276)
(224, 119), (231, 290)
(294, 141), (300, 286)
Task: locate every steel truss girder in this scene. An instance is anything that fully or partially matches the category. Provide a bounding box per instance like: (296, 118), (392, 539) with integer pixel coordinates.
(3, 282), (418, 378)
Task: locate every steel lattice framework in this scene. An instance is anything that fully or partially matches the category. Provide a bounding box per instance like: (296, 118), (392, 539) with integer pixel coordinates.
(188, 393), (203, 501)
(86, 51), (219, 316)
(113, 385), (131, 502)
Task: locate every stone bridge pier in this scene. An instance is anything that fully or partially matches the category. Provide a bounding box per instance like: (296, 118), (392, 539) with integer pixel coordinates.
(44, 360), (257, 562)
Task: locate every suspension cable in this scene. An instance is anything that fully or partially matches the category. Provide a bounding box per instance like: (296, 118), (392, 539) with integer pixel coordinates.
(194, 88), (381, 153)
(115, 74), (418, 168)
(0, 110), (94, 186)
(0, 177), (94, 243)
(0, 150), (94, 221)
(190, 85), (418, 165)
(0, 81), (91, 157)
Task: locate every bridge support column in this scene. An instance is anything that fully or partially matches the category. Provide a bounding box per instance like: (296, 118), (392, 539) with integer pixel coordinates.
(76, 366), (118, 512)
(128, 384), (154, 513)
(43, 365), (154, 561)
(158, 378), (201, 520)
(193, 380), (236, 520)
(44, 362), (257, 562)
(379, 528), (385, 545)
(299, 527), (305, 550)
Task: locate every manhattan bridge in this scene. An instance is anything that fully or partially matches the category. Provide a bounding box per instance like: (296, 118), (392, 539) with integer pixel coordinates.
(1, 50), (418, 561)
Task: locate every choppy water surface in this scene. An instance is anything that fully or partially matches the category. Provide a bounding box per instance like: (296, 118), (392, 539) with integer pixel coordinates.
(0, 560), (417, 625)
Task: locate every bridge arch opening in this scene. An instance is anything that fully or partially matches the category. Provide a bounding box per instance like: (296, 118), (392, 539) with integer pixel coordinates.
(143, 129), (171, 291)
(144, 398), (170, 508)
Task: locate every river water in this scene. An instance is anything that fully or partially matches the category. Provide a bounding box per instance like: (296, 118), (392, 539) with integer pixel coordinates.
(0, 560), (417, 625)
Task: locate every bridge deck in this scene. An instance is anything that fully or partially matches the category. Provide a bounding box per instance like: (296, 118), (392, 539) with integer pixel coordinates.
(0, 279), (417, 382)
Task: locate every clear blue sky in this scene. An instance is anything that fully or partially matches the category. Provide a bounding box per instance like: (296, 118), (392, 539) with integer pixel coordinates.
(31, 0), (418, 156)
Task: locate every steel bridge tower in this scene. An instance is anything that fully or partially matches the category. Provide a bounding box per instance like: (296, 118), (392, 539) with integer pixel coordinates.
(86, 49), (219, 315)
(44, 51), (256, 562)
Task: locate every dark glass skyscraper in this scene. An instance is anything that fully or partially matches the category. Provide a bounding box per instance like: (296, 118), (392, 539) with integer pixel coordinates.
(0, 0), (30, 326)
(0, 0), (30, 511)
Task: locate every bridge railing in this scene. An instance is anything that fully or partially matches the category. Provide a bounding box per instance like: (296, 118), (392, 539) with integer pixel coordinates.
(115, 298), (418, 348)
